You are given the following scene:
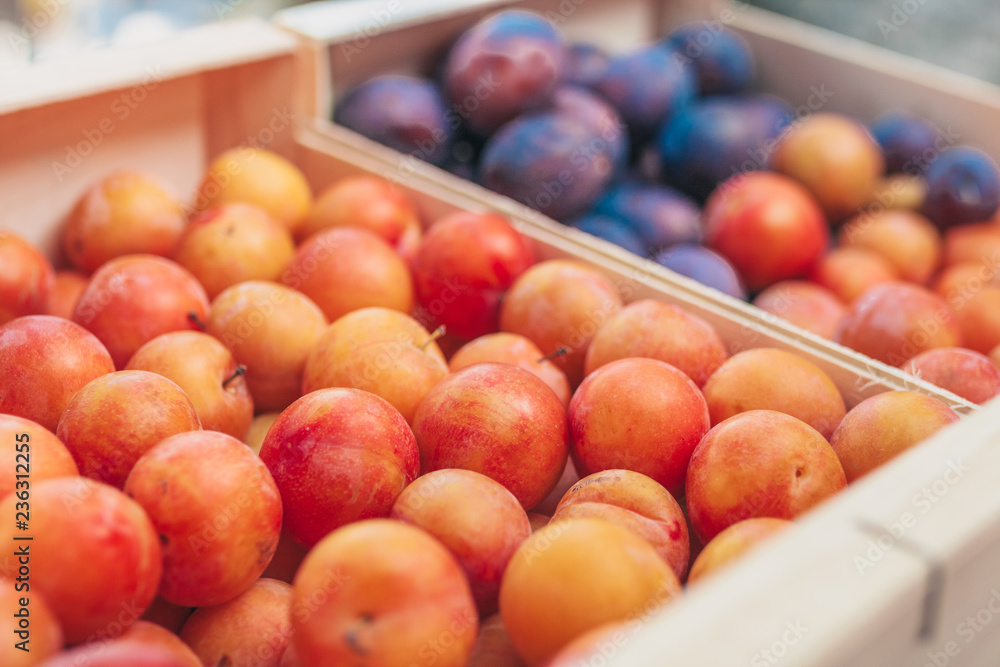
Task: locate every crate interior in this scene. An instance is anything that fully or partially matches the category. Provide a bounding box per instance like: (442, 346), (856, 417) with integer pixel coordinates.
(0, 19), (297, 261)
(290, 0), (1000, 167)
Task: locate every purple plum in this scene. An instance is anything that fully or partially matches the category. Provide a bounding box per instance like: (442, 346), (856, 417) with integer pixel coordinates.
(594, 181), (702, 254)
(658, 95), (793, 200)
(664, 23), (755, 96)
(568, 213), (648, 257)
(549, 85), (629, 175)
(869, 110), (941, 174)
(442, 10), (564, 136)
(333, 75), (453, 167)
(653, 244), (747, 300)
(479, 112), (616, 221)
(563, 42), (610, 88)
(593, 44), (696, 144)
(923, 146), (1000, 227)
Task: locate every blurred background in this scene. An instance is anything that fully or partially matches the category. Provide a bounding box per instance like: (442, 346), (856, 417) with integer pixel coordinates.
(0, 0), (303, 63)
(1, 0), (998, 86)
(748, 0), (1000, 87)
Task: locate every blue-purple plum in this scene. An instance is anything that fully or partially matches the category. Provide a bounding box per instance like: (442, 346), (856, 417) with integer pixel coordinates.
(869, 111), (940, 174)
(442, 10), (564, 136)
(594, 181), (701, 254)
(479, 112), (616, 221)
(653, 244), (747, 300)
(334, 75), (453, 167)
(593, 44), (696, 143)
(658, 95), (793, 200)
(549, 85), (629, 174)
(922, 146), (1000, 228)
(665, 23), (755, 96)
(563, 42), (610, 88)
(568, 214), (648, 257)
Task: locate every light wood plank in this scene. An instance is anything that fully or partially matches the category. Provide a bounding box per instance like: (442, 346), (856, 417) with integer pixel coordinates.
(0, 18), (296, 115)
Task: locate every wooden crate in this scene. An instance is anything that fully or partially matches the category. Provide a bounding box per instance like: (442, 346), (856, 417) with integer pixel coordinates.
(2, 15), (999, 666)
(297, 122), (1000, 667)
(272, 0), (998, 418)
(276, 2), (1000, 662)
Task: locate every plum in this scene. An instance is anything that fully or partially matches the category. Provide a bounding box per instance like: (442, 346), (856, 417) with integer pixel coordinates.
(838, 209), (941, 285)
(653, 244), (746, 300)
(658, 95), (793, 200)
(664, 23), (755, 96)
(770, 112), (884, 222)
(593, 181), (701, 254)
(549, 85), (629, 174)
(569, 214), (648, 257)
(0, 231), (53, 324)
(752, 281), (846, 340)
(902, 348), (1000, 404)
(869, 110), (940, 174)
(704, 171), (828, 291)
(562, 42), (610, 88)
(479, 112), (615, 221)
(593, 44), (696, 144)
(442, 9), (563, 136)
(922, 146), (1000, 228)
(334, 75), (453, 167)
(834, 282), (962, 365)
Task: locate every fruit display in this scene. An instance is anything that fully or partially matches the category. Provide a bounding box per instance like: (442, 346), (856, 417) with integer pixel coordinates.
(332, 9), (1000, 401)
(0, 139), (971, 666)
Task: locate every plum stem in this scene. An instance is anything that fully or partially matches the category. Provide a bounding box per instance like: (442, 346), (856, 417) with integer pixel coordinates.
(188, 311), (207, 331)
(223, 365), (247, 388)
(419, 325), (446, 350)
(538, 346), (569, 363)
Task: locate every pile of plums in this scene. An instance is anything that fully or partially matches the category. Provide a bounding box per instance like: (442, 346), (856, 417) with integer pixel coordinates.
(333, 9), (1000, 401)
(1, 143), (983, 665)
